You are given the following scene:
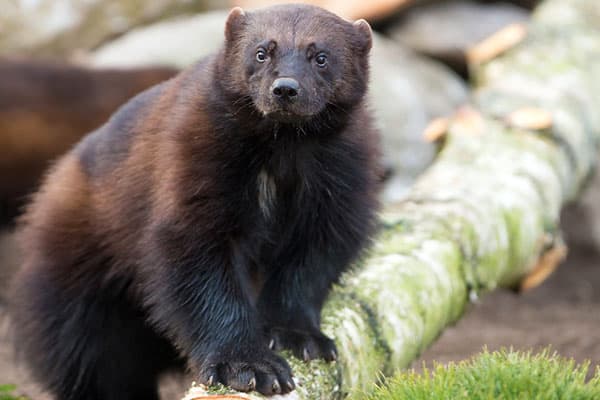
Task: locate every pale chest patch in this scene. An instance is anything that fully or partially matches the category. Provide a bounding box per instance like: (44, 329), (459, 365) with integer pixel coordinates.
(257, 168), (276, 218)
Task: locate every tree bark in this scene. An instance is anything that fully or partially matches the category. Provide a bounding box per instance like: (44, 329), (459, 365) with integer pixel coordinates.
(184, 0), (600, 398)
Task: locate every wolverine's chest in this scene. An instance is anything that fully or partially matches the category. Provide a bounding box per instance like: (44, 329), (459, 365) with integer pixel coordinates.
(234, 135), (357, 236)
(251, 147), (321, 222)
(250, 143), (309, 218)
(256, 167), (278, 219)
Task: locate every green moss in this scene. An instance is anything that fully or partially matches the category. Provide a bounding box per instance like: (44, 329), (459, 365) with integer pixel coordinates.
(323, 291), (388, 397)
(283, 351), (341, 399)
(364, 349), (600, 400)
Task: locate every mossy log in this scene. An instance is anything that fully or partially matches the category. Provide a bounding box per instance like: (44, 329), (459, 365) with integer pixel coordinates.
(184, 0), (600, 398)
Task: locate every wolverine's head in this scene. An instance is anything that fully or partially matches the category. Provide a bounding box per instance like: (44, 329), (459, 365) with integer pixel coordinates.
(218, 4), (372, 125)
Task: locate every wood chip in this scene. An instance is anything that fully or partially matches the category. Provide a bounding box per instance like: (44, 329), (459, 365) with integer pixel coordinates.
(453, 106), (484, 136)
(423, 117), (450, 142)
(467, 23), (527, 65)
(506, 107), (553, 130)
(520, 243), (567, 292)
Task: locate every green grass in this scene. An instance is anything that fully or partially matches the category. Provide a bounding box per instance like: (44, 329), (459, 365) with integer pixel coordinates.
(2, 350), (598, 400)
(365, 349), (600, 400)
(0, 385), (25, 400)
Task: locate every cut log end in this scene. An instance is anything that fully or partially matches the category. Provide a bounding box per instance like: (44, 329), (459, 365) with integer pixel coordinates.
(182, 384), (299, 400)
(183, 388), (250, 400)
(186, 396), (248, 400)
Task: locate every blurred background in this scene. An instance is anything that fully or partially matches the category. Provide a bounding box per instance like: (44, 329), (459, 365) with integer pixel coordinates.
(1, 0), (599, 399)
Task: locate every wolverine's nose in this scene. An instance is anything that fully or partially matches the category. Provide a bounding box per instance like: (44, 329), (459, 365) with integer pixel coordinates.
(271, 78), (299, 100)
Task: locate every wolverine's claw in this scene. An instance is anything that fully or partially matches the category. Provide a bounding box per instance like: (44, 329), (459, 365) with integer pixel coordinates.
(303, 347), (310, 362)
(286, 379), (295, 390)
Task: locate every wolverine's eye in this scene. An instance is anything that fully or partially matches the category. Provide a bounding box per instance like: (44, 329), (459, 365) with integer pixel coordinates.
(315, 53), (328, 67)
(256, 49), (268, 63)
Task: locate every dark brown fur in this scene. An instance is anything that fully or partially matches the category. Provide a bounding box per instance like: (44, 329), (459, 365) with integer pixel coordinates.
(0, 59), (177, 224)
(11, 5), (381, 399)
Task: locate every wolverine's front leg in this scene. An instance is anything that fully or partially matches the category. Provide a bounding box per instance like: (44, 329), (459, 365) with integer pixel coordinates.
(144, 226), (295, 395)
(257, 249), (341, 362)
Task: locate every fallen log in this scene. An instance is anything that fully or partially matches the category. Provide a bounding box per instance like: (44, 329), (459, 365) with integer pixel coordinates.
(184, 0), (600, 398)
(0, 60), (177, 224)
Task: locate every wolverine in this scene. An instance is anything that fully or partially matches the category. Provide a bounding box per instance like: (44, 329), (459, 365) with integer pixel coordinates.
(11, 4), (381, 399)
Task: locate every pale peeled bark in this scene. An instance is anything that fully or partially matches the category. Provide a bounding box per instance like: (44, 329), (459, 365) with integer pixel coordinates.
(184, 0), (600, 398)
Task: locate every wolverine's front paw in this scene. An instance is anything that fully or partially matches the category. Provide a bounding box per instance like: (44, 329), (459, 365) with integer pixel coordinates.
(198, 349), (295, 396)
(268, 327), (338, 362)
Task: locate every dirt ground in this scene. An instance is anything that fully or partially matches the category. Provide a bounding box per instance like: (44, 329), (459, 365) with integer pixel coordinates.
(1, 207), (599, 399)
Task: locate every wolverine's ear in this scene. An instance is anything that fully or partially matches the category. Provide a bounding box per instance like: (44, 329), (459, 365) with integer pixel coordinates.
(225, 7), (246, 43)
(353, 19), (373, 53)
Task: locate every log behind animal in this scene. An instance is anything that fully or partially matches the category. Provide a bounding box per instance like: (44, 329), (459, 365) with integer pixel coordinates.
(0, 60), (178, 224)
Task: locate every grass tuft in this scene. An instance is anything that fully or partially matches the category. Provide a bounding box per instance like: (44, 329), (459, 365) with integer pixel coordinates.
(0, 385), (26, 400)
(365, 348), (600, 400)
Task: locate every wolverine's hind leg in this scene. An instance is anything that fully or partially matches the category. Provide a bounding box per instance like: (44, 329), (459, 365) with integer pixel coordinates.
(12, 262), (180, 400)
